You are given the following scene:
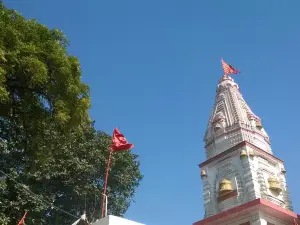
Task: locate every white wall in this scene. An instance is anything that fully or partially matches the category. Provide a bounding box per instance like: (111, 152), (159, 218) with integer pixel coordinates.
(92, 215), (145, 225)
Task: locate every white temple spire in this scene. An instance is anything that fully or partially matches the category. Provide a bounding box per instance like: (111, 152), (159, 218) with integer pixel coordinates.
(204, 74), (271, 159)
(196, 72), (295, 225)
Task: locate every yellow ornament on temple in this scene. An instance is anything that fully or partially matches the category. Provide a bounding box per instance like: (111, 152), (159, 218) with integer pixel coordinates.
(219, 179), (233, 196)
(268, 177), (282, 193)
(240, 150), (247, 158)
(256, 120), (263, 129)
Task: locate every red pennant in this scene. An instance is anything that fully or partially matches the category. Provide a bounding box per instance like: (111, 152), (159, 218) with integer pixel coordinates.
(221, 58), (240, 75)
(111, 128), (134, 151)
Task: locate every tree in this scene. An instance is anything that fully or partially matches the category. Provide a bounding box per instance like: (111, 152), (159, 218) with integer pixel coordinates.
(1, 121), (142, 225)
(0, 2), (142, 225)
(0, 1), (90, 128)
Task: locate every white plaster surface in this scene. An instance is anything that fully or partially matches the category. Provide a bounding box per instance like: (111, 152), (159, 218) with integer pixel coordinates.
(92, 215), (145, 225)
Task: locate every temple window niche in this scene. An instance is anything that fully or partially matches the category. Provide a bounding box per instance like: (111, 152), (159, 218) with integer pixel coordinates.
(213, 111), (226, 131)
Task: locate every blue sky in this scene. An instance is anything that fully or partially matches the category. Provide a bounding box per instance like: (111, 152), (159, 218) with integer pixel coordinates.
(3, 0), (300, 224)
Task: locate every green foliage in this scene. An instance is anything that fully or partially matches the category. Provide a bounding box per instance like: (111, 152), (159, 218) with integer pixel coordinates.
(0, 2), (143, 225)
(0, 120), (142, 225)
(0, 1), (90, 128)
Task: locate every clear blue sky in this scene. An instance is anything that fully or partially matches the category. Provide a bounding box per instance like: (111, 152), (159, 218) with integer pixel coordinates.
(3, 0), (300, 224)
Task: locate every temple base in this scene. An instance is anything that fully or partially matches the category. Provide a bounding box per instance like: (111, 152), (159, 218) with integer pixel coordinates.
(193, 199), (299, 225)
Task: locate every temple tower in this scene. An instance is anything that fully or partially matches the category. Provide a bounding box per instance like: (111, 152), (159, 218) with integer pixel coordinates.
(194, 73), (299, 225)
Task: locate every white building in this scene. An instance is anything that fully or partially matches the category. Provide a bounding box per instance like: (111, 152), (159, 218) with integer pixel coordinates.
(91, 215), (145, 225)
(194, 74), (299, 225)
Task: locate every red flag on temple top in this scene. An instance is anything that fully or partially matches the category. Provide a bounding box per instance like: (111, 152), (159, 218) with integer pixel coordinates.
(221, 58), (240, 75)
(111, 128), (134, 151)
(17, 211), (28, 225)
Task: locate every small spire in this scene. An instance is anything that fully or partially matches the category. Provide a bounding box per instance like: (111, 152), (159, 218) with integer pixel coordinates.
(218, 74), (234, 84)
(205, 72), (271, 155)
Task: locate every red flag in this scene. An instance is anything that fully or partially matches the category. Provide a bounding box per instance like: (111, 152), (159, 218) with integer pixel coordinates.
(111, 128), (134, 151)
(221, 58), (240, 75)
(17, 211), (27, 225)
(102, 128), (134, 217)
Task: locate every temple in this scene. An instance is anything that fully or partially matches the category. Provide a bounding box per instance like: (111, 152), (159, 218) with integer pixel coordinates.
(194, 73), (299, 225)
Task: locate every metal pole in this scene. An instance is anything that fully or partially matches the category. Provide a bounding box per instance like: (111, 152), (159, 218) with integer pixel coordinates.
(101, 149), (112, 218)
(102, 193), (108, 218)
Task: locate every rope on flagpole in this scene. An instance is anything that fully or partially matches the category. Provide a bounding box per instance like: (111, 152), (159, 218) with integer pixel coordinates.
(0, 170), (80, 220)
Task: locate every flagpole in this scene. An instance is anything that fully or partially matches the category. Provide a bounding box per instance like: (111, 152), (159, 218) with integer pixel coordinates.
(101, 148), (113, 218)
(100, 127), (134, 218)
(105, 194), (108, 217)
(17, 211), (28, 225)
